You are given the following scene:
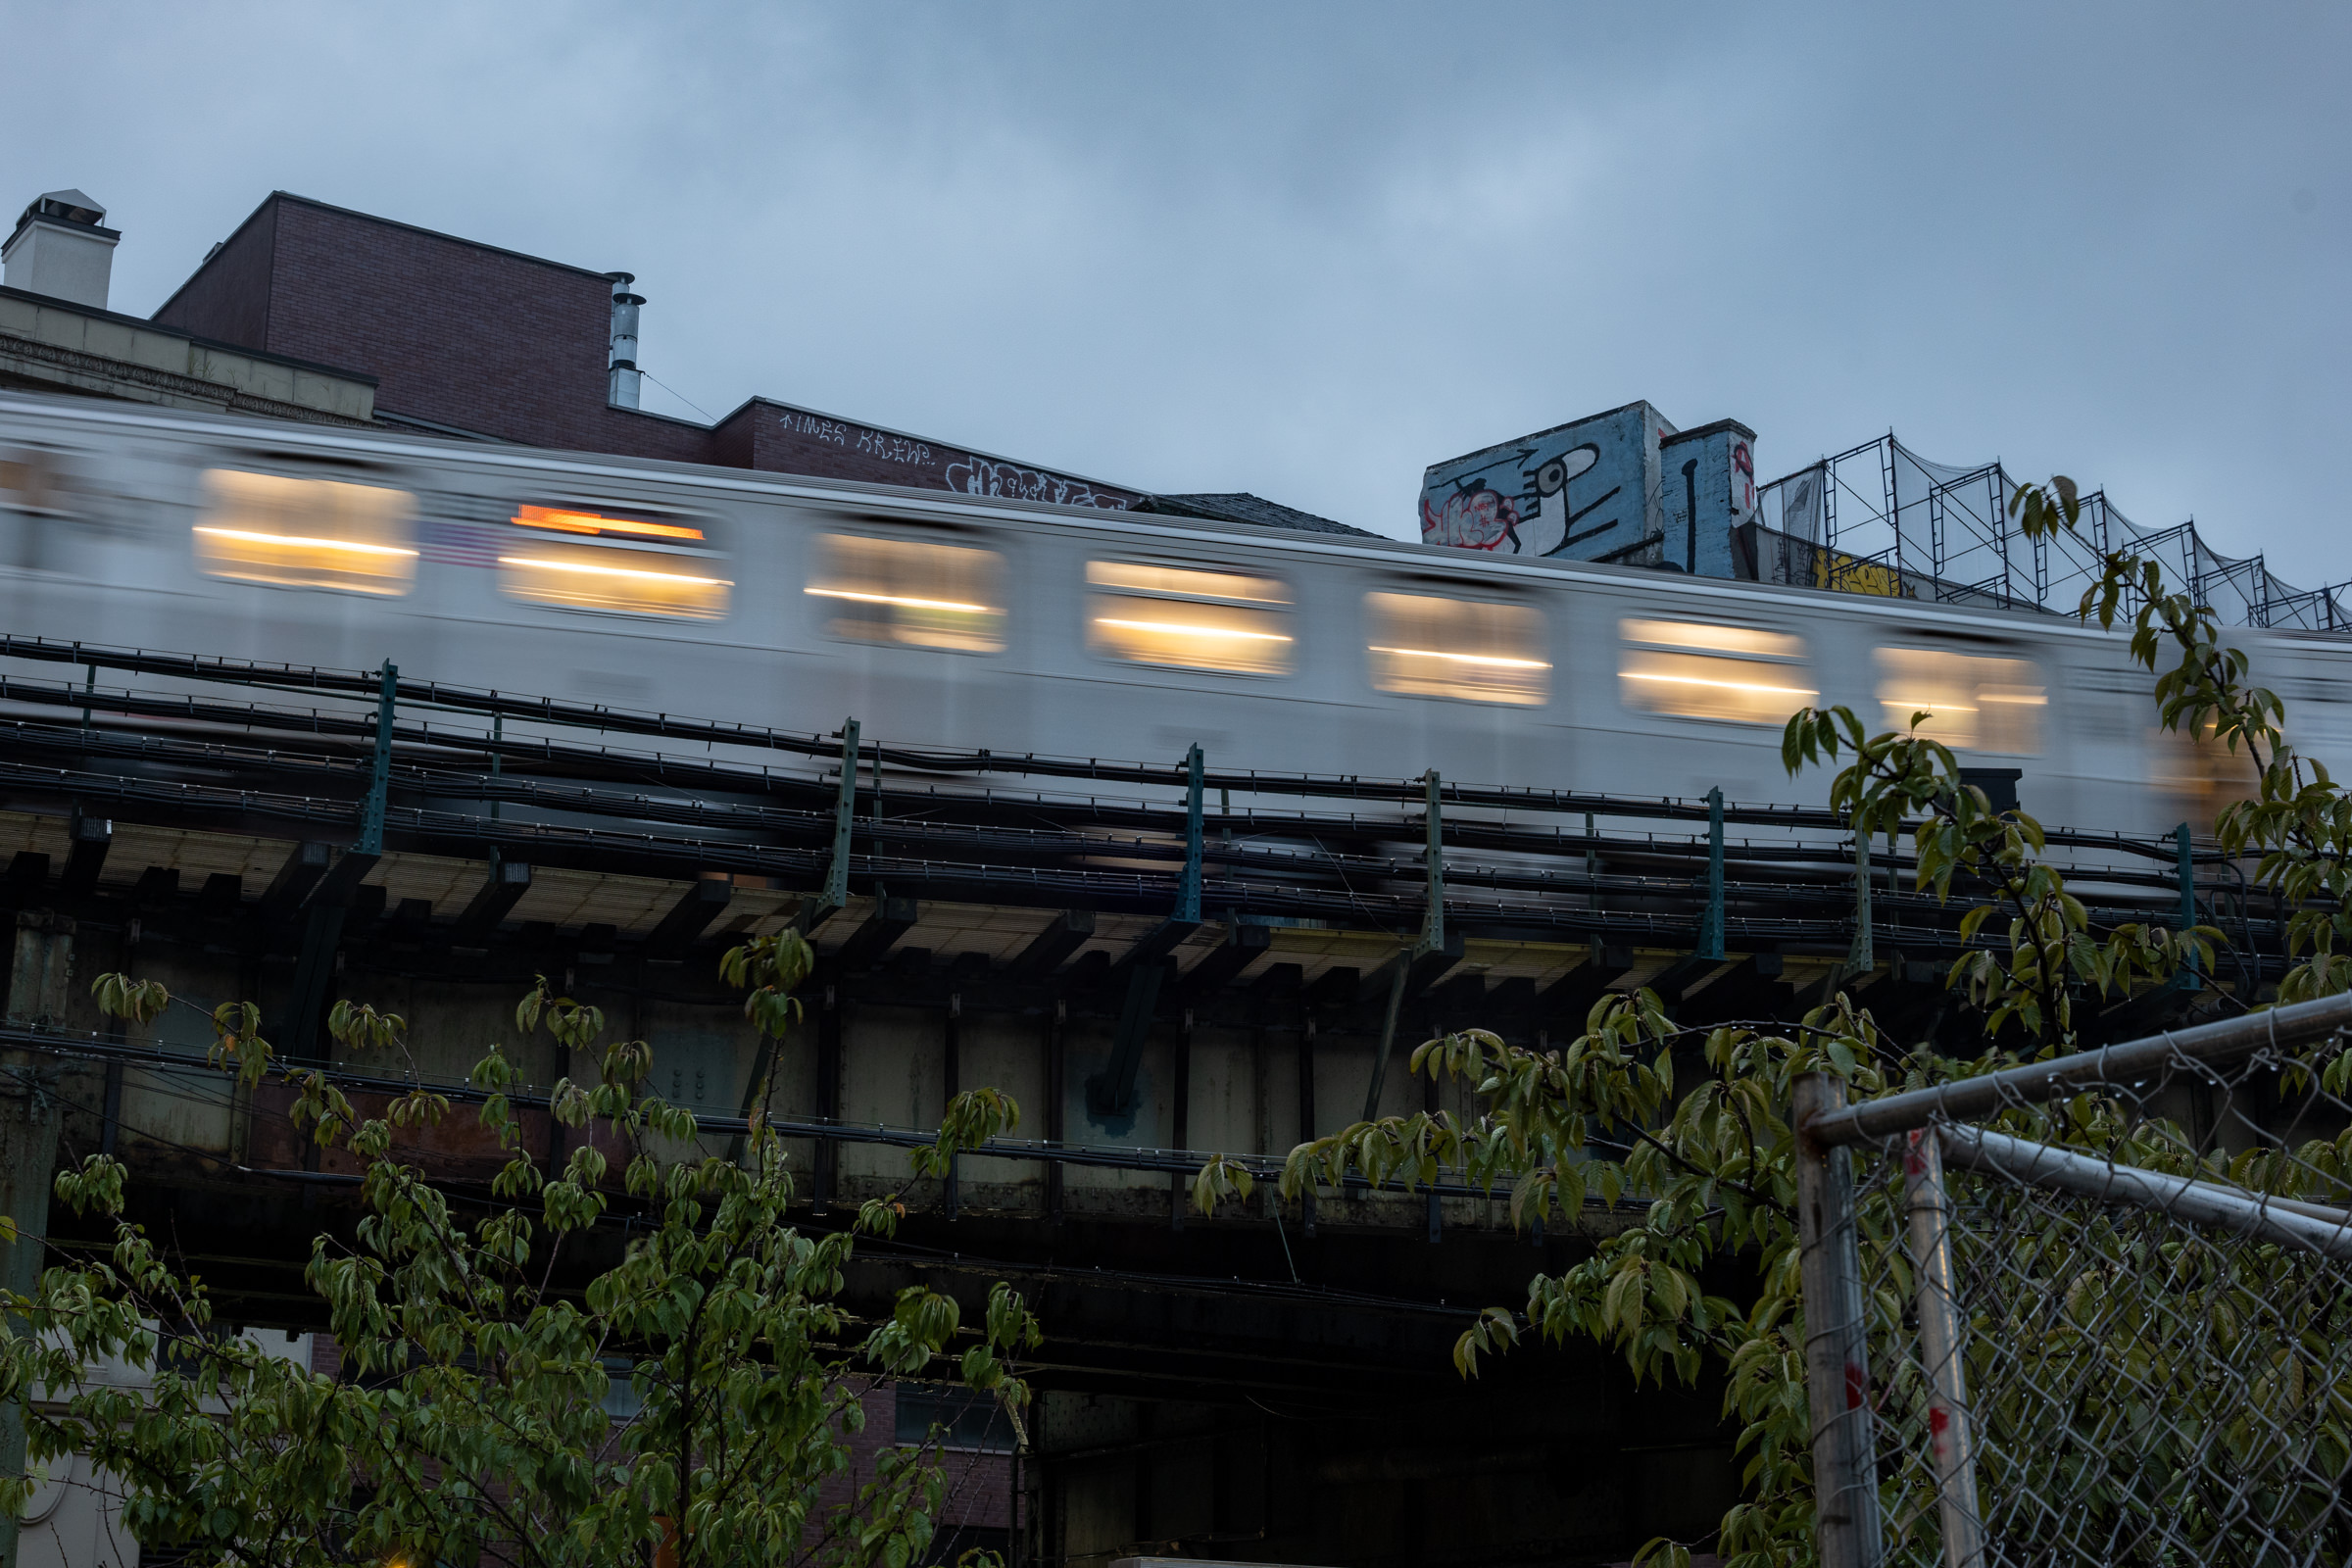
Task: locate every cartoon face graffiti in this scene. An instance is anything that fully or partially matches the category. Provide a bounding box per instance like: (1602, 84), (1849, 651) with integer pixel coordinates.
(1420, 482), (1521, 551)
(1533, 443), (1600, 503)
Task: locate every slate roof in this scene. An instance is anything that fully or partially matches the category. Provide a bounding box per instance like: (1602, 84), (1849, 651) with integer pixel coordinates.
(1136, 491), (1382, 538)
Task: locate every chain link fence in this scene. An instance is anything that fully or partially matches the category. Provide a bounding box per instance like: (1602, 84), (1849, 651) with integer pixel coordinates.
(1796, 995), (2352, 1567)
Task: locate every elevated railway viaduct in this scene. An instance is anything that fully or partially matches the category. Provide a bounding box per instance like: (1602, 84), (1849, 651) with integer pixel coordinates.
(0, 639), (2251, 1568)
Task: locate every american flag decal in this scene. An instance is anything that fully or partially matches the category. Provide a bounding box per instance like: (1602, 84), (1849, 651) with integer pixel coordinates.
(420, 519), (504, 568)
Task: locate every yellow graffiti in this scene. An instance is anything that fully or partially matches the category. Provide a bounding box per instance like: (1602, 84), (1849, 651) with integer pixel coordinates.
(1814, 552), (1908, 600)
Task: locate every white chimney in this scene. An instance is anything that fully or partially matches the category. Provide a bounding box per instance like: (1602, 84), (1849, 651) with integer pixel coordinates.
(604, 270), (644, 409)
(3, 190), (119, 311)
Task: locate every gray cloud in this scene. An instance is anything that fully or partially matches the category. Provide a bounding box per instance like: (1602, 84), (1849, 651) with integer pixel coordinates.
(5, 0), (2347, 578)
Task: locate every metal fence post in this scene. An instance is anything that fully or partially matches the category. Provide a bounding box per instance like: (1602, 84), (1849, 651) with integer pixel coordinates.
(1794, 1071), (1884, 1568)
(1903, 1127), (1984, 1568)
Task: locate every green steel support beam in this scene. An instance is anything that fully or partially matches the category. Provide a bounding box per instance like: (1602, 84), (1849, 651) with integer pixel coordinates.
(357, 660), (396, 858)
(1362, 958), (1413, 1124)
(1420, 768), (1445, 952)
(1094, 746), (1210, 1119)
(798, 718), (859, 934)
(1848, 829), (1874, 971)
(1365, 770), (1446, 1123)
(1092, 958), (1170, 1118)
(487, 710), (504, 868)
(827, 718), (859, 910)
(1698, 785), (1726, 961)
(1177, 743), (1205, 924)
(286, 661), (396, 1064)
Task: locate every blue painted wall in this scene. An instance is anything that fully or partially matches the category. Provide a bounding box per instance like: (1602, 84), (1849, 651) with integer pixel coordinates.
(1419, 400), (1670, 564)
(1419, 403), (1758, 580)
(1659, 420), (1760, 579)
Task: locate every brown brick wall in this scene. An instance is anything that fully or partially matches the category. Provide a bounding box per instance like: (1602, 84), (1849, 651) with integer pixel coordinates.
(739, 398), (1138, 509)
(817, 1382), (1014, 1563)
(592, 404), (718, 466)
(148, 195), (1134, 511)
(151, 198), (278, 352)
(256, 200), (615, 449)
(154, 195), (720, 463)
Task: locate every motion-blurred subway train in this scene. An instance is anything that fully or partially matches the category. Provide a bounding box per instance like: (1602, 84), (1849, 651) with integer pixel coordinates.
(0, 390), (2340, 833)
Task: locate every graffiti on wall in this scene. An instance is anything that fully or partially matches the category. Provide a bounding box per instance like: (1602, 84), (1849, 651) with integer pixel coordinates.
(779, 412), (854, 448)
(775, 412), (931, 467)
(857, 430), (934, 467)
(1420, 404), (1657, 563)
(1420, 482), (1519, 551)
(945, 457), (1127, 511)
(769, 408), (1129, 509)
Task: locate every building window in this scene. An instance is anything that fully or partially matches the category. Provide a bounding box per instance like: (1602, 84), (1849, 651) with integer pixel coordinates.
(602, 1356), (645, 1421)
(1365, 591), (1548, 706)
(896, 1385), (1017, 1453)
(1086, 560), (1292, 675)
(808, 533), (1005, 652)
(499, 503), (729, 619)
(1618, 617), (1814, 725)
(194, 469), (416, 596)
(1875, 647), (2044, 754)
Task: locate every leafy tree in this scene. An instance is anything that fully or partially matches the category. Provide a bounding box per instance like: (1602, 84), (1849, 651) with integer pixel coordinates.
(1193, 479), (2352, 1565)
(3, 927), (1038, 1568)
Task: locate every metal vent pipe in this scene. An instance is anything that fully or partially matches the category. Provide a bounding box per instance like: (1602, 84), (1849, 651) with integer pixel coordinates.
(604, 270), (643, 409)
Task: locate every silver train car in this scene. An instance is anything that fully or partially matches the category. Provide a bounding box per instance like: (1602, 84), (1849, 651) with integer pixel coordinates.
(0, 389), (2340, 837)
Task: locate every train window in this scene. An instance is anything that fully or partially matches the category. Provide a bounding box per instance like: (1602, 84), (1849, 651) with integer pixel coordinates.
(0, 450), (71, 514)
(1619, 617), (1814, 724)
(499, 503), (729, 619)
(1086, 560), (1292, 675)
(1365, 592), (1547, 705)
(808, 533), (1004, 653)
(193, 469), (417, 596)
(1876, 648), (2044, 753)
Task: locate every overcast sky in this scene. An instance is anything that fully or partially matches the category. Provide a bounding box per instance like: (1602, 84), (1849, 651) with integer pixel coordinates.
(7, 2), (2347, 579)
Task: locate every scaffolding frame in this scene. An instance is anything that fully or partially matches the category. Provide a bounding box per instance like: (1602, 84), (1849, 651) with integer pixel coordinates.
(1756, 433), (2351, 630)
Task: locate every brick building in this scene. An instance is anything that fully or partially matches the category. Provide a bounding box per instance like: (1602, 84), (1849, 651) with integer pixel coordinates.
(1, 190), (376, 428)
(9, 183), (1380, 540)
(151, 191), (1144, 513)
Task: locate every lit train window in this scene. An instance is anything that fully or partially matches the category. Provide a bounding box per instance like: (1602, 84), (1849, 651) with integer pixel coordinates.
(1086, 560), (1292, 675)
(499, 503), (728, 619)
(194, 469), (417, 596)
(1876, 648), (2044, 753)
(1365, 592), (1547, 705)
(0, 450), (70, 514)
(808, 533), (1004, 652)
(1619, 617), (1814, 725)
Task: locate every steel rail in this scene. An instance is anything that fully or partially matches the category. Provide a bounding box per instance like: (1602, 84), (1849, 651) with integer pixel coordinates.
(1805, 991), (2352, 1147)
(0, 690), (2215, 904)
(0, 711), (2248, 950)
(4, 759), (1885, 939)
(1938, 1123), (2352, 1260)
(0, 636), (2211, 855)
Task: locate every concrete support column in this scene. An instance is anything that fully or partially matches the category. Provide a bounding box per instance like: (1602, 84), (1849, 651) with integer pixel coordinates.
(0, 911), (71, 1568)
(0, 1079), (63, 1568)
(5, 913), (74, 1030)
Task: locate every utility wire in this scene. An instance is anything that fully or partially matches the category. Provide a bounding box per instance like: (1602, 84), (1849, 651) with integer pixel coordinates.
(641, 370), (716, 424)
